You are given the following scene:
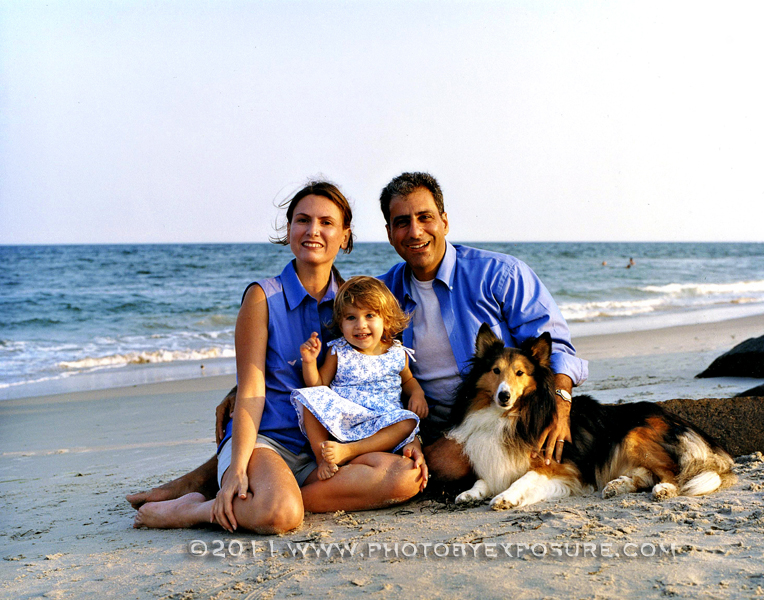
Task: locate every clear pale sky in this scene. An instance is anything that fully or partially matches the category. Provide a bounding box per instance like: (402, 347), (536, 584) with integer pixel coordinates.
(1, 1), (762, 244)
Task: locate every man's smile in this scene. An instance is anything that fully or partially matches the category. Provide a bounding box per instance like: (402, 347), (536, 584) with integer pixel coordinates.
(406, 240), (430, 250)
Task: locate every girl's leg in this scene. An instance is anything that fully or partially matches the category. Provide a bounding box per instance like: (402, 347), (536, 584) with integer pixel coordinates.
(301, 409), (339, 480)
(301, 451), (422, 513)
(134, 448), (303, 534)
(321, 419), (417, 467)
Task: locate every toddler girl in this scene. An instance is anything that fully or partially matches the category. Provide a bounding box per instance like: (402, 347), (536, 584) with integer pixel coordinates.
(291, 276), (428, 480)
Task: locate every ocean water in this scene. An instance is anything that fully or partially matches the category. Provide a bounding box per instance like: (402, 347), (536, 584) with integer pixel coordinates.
(1, 242), (763, 400)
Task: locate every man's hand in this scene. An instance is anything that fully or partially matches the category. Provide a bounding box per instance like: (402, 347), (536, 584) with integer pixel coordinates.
(534, 374), (573, 464)
(402, 438), (429, 492)
(215, 387), (237, 446)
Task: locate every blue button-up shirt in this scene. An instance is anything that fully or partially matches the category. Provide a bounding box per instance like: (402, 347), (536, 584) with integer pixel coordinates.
(379, 242), (588, 395)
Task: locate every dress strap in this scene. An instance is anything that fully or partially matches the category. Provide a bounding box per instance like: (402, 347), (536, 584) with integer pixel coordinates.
(391, 339), (416, 362)
(327, 337), (348, 356)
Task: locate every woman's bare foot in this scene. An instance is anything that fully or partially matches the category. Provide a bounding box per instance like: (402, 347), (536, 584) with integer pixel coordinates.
(316, 460), (338, 480)
(133, 493), (212, 529)
(321, 440), (357, 466)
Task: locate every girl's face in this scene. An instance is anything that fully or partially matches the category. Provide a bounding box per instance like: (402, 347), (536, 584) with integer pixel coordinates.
(288, 194), (350, 268)
(341, 303), (385, 355)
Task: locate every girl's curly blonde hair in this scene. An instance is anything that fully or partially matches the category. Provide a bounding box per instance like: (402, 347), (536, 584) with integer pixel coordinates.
(332, 276), (410, 345)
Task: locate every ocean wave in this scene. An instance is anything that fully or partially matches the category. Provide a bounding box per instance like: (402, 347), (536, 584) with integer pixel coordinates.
(641, 280), (764, 296)
(561, 279), (764, 322)
(0, 374), (65, 390)
(560, 298), (665, 321)
(58, 347), (236, 370)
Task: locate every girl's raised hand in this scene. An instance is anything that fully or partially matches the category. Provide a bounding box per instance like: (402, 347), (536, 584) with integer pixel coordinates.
(300, 332), (322, 364)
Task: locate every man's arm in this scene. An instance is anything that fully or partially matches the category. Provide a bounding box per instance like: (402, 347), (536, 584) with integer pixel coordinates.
(215, 386), (238, 446)
(534, 373), (573, 464)
(498, 260), (584, 462)
(502, 260), (588, 386)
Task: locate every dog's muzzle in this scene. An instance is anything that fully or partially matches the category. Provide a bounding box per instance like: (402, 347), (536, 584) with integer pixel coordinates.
(495, 382), (513, 409)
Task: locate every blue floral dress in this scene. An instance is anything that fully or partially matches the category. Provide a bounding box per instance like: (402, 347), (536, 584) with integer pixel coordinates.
(290, 338), (420, 452)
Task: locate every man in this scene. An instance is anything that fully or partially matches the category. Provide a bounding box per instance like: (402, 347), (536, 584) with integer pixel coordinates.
(127, 172), (586, 507)
(377, 172), (587, 479)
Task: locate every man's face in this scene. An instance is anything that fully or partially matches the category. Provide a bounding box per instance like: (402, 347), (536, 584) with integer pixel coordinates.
(386, 187), (449, 282)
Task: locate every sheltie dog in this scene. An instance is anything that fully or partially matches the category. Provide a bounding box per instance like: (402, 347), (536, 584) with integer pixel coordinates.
(448, 324), (736, 510)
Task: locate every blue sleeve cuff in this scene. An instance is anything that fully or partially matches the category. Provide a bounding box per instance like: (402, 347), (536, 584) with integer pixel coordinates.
(550, 351), (589, 387)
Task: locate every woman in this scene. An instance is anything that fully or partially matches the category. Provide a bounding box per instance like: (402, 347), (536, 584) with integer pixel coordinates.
(133, 181), (426, 533)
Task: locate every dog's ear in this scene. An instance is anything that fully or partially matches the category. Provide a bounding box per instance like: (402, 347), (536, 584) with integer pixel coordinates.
(524, 332), (552, 368)
(475, 323), (501, 358)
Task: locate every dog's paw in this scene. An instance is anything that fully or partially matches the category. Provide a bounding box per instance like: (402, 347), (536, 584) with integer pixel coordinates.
(602, 476), (635, 499)
(652, 482), (678, 501)
(489, 491), (519, 511)
(455, 490), (484, 505)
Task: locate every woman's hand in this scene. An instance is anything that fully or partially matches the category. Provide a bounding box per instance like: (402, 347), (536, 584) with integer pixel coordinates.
(212, 469), (249, 532)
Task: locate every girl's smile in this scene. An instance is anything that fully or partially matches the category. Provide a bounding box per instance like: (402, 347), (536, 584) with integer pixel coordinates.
(341, 304), (386, 355)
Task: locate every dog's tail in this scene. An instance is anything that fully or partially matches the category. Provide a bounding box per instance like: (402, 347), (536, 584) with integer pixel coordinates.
(676, 430), (737, 496)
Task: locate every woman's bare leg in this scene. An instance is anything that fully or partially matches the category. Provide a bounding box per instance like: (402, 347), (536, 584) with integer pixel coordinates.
(134, 448), (303, 534)
(321, 419), (417, 467)
(301, 451), (422, 513)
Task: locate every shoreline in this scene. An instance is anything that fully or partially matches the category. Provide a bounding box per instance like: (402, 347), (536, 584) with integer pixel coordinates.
(3, 311), (763, 405)
(2, 312), (764, 598)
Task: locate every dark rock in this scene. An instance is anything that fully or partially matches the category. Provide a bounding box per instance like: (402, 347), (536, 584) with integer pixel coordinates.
(658, 396), (764, 457)
(697, 335), (764, 378)
(737, 384), (764, 397)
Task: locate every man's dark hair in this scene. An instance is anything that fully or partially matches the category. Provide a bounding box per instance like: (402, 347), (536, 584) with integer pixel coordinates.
(379, 172), (445, 225)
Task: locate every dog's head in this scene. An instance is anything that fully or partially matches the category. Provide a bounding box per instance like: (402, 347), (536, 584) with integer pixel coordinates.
(472, 324), (552, 413)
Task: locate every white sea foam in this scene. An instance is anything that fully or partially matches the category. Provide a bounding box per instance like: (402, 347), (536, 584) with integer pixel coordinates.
(58, 347), (236, 370)
(641, 280), (764, 296)
(561, 279), (764, 322)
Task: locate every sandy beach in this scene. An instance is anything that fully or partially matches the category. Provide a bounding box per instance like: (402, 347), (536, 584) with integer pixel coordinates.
(2, 314), (764, 600)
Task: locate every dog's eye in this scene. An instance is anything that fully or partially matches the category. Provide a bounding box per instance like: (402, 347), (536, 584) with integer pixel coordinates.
(516, 370), (524, 377)
(492, 367), (500, 375)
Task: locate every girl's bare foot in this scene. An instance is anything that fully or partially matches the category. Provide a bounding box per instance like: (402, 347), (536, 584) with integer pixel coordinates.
(321, 440), (356, 466)
(316, 460), (338, 480)
(133, 493), (211, 529)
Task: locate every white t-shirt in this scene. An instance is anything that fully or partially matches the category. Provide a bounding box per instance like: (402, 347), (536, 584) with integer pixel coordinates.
(409, 275), (462, 426)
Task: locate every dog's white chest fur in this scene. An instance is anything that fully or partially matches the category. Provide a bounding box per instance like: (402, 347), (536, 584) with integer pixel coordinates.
(448, 405), (531, 495)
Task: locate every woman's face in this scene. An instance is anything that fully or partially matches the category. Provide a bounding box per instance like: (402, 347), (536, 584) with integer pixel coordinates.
(288, 194), (351, 267)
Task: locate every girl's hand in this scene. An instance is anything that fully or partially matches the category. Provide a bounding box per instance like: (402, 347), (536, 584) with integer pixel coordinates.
(299, 332), (322, 364)
(408, 391), (429, 419)
(212, 469), (249, 532)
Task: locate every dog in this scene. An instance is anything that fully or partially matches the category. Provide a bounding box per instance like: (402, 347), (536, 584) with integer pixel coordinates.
(447, 324), (736, 510)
